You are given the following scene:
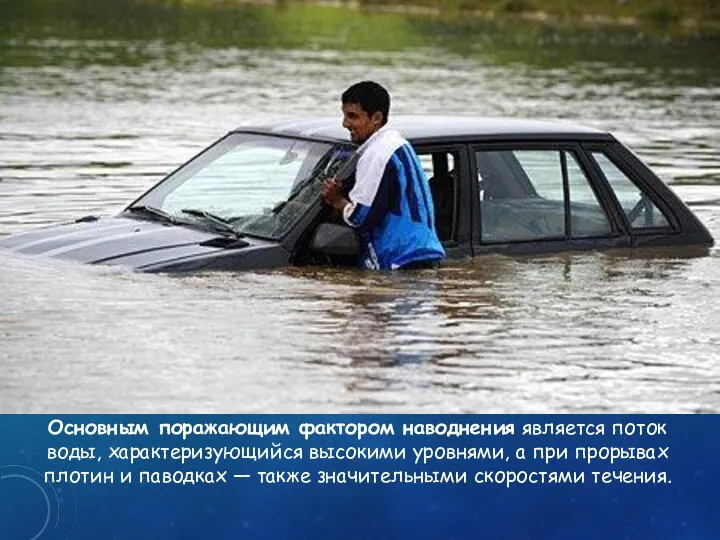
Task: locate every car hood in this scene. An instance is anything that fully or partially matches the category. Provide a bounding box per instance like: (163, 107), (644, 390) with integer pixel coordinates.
(0, 216), (247, 268)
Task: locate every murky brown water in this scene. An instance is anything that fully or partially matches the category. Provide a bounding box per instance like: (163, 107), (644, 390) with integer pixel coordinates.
(1, 24), (719, 413)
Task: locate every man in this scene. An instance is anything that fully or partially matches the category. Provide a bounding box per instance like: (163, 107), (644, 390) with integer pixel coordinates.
(321, 81), (445, 270)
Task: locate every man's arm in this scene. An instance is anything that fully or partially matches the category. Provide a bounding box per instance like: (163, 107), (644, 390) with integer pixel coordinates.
(321, 156), (398, 233)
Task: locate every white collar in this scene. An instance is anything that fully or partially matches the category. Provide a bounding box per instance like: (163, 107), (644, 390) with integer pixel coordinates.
(357, 123), (398, 153)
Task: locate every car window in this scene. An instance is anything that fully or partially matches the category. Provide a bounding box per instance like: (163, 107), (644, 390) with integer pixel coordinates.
(162, 138), (314, 217)
(418, 150), (458, 242)
(476, 149), (612, 243)
(566, 154), (615, 237)
(131, 133), (342, 240)
(591, 152), (671, 229)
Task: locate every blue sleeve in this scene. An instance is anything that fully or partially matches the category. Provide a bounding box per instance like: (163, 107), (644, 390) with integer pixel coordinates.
(346, 160), (399, 233)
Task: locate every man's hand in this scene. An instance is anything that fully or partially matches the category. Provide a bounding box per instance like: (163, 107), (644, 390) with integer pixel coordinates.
(321, 178), (350, 212)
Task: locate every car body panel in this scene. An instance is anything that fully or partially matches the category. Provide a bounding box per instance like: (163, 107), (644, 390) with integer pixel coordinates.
(0, 218), (218, 261)
(255, 116), (612, 143)
(0, 115), (712, 272)
(0, 216), (289, 272)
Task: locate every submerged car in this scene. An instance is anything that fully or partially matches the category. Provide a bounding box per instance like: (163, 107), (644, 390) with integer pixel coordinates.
(0, 116), (713, 272)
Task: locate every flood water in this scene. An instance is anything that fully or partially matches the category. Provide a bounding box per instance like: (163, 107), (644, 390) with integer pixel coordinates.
(1, 4), (719, 413)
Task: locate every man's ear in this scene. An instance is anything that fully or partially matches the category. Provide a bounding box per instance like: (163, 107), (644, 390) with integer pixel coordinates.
(370, 111), (384, 127)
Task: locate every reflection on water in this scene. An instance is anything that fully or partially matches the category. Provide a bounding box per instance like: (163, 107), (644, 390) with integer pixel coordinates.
(0, 3), (719, 413)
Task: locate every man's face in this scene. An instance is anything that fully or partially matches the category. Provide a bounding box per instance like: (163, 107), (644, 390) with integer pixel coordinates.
(342, 102), (383, 144)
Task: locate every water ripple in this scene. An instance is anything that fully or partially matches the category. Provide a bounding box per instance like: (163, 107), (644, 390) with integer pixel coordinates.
(1, 40), (719, 413)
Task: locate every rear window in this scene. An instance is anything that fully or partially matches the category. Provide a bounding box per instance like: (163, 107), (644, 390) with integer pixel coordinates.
(591, 152), (671, 230)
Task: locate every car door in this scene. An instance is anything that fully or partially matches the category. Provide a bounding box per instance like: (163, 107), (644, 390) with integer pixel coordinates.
(469, 141), (631, 255)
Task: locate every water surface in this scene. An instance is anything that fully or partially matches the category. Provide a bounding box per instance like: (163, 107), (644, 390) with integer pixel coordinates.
(1, 5), (719, 413)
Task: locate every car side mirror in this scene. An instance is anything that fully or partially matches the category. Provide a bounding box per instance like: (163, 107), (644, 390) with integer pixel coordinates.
(310, 223), (361, 256)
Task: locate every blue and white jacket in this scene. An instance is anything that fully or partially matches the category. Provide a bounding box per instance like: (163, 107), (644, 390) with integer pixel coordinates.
(342, 125), (445, 270)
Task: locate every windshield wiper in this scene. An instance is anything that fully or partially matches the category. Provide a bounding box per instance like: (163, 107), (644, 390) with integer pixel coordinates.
(126, 205), (178, 224)
(181, 208), (240, 237)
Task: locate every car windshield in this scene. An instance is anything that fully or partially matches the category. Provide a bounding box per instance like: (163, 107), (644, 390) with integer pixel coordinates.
(128, 132), (353, 239)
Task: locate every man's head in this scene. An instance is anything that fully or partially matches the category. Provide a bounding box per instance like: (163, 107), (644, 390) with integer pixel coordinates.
(341, 81), (390, 144)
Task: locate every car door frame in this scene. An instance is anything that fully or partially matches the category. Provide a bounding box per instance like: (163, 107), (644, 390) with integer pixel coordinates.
(413, 141), (474, 259)
(468, 139), (633, 256)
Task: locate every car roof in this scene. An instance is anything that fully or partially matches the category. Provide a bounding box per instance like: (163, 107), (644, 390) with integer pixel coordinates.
(234, 115), (613, 144)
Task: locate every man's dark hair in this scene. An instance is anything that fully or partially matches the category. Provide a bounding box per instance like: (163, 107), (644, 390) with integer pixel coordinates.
(342, 81), (390, 125)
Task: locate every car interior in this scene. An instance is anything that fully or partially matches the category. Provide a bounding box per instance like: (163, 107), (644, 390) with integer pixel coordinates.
(422, 151), (457, 243)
